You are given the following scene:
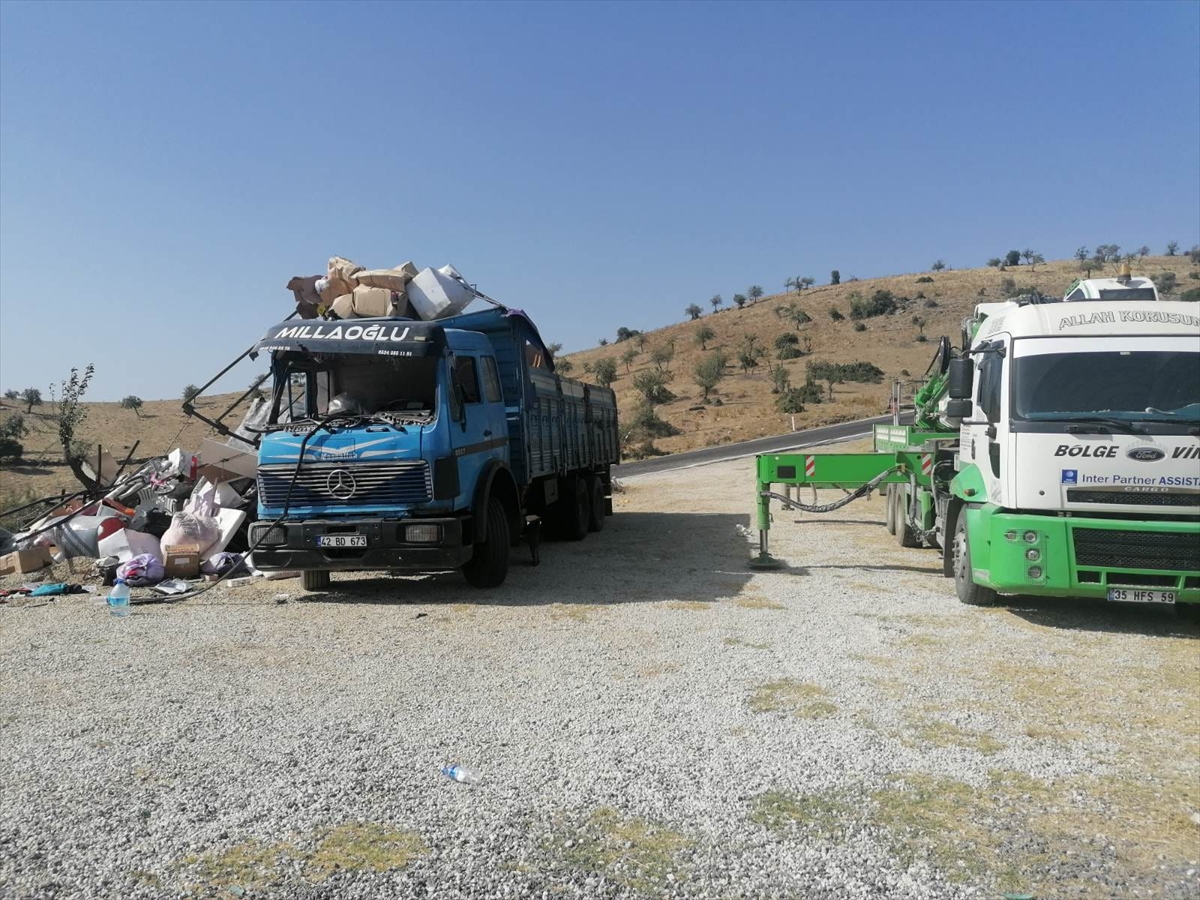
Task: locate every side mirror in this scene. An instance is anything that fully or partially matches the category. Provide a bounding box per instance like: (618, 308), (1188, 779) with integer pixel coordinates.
(945, 398), (973, 419)
(947, 358), (974, 400)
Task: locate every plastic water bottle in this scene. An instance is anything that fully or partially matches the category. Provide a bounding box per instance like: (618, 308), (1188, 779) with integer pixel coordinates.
(107, 579), (131, 618)
(440, 764), (479, 784)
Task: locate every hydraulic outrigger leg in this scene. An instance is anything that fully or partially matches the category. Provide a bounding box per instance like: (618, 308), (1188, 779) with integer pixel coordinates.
(748, 449), (926, 570)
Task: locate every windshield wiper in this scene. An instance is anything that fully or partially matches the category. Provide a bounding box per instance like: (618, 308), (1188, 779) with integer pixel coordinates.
(1057, 416), (1146, 434)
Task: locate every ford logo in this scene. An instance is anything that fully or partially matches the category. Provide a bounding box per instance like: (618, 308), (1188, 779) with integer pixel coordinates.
(1126, 447), (1165, 462)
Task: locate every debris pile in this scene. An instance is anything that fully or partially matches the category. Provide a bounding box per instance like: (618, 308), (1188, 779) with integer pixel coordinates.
(286, 256), (476, 322)
(0, 404), (277, 598)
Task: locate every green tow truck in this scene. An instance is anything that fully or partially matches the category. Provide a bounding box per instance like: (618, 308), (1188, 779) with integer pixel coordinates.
(753, 272), (1200, 609)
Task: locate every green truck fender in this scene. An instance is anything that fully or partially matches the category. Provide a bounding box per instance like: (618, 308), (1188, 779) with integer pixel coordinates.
(949, 463), (986, 503)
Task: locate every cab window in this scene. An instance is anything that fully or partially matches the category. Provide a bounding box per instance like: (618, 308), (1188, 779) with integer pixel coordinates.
(481, 356), (503, 403)
(455, 356), (481, 404)
(977, 353), (1002, 422)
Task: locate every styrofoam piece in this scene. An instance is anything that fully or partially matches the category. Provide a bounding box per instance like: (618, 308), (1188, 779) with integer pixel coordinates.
(406, 265), (474, 321)
(97, 527), (163, 563)
(215, 482), (247, 509)
(199, 438), (258, 480)
(204, 508), (247, 556)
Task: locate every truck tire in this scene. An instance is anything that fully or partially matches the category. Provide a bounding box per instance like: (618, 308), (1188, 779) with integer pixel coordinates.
(885, 486), (897, 535)
(301, 570), (331, 591)
(953, 514), (996, 607)
(463, 498), (510, 588)
(560, 476), (590, 542)
(587, 478), (605, 533)
(894, 486), (920, 548)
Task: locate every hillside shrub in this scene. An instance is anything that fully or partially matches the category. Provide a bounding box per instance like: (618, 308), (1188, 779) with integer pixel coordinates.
(924, 298), (938, 308)
(632, 368), (675, 404)
(1153, 272), (1177, 294)
(829, 307), (844, 321)
(915, 276), (934, 284)
(849, 289), (899, 320)
(853, 322), (866, 332)
(999, 277), (1017, 295)
(1181, 288), (1200, 303)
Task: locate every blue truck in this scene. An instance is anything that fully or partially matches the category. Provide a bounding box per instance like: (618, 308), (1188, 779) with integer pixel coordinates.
(243, 307), (619, 590)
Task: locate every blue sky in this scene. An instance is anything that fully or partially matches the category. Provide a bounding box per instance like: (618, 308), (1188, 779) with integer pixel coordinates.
(1, 0), (1197, 400)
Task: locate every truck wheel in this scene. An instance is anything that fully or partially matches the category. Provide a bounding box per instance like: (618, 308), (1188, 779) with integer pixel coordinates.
(560, 477), (590, 542)
(885, 486), (897, 535)
(463, 498), (510, 588)
(953, 514), (996, 607)
(301, 570), (331, 591)
(587, 478), (605, 533)
(895, 487), (920, 548)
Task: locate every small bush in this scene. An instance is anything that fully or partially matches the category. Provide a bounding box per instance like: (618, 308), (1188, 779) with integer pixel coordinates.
(924, 298), (938, 308)
(987, 257), (1002, 267)
(0, 436), (23, 465)
(829, 307), (844, 321)
(776, 389), (806, 414)
(853, 322), (867, 332)
(1181, 287), (1200, 303)
(632, 368), (675, 404)
(774, 333), (799, 350)
(777, 346), (802, 360)
(999, 277), (1016, 295)
(916, 275), (935, 284)
(182, 384), (201, 402)
(1153, 272), (1177, 294)
(628, 401), (679, 438)
(592, 357), (618, 387)
(849, 289), (899, 320)
(915, 334), (927, 342)
(1187, 271), (1199, 280)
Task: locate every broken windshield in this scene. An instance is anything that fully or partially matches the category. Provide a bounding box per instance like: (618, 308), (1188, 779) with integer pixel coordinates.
(268, 353), (441, 426)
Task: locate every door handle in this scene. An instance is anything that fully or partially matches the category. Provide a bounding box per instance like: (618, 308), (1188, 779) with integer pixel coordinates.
(483, 429), (493, 437)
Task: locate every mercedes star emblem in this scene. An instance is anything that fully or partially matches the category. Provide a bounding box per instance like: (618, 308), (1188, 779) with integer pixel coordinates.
(326, 469), (357, 500)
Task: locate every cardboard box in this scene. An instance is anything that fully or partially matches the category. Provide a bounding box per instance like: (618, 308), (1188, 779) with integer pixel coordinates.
(0, 547), (53, 576)
(162, 544), (201, 579)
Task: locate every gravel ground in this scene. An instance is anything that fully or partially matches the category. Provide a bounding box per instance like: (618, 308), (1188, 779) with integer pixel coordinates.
(2, 450), (1198, 900)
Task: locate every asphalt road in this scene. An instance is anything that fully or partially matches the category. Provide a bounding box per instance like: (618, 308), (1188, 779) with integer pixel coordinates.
(613, 414), (893, 478)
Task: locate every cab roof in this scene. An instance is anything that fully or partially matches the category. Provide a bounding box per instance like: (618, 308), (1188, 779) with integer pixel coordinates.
(974, 299), (1200, 344)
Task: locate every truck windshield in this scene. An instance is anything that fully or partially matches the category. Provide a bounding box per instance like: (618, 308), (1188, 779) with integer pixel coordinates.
(1013, 350), (1200, 422)
(271, 354), (440, 424)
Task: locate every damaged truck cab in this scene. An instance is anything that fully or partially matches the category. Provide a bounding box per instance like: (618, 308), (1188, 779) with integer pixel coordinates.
(245, 308), (619, 590)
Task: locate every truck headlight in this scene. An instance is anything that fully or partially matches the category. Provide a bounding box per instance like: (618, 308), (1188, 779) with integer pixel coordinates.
(1025, 549), (1040, 562)
(405, 524), (442, 543)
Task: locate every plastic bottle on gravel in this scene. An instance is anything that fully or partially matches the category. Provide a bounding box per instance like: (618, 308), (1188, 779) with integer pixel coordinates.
(440, 764), (479, 784)
(107, 579), (131, 618)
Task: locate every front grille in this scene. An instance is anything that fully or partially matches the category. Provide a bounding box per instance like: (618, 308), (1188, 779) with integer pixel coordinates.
(258, 461), (432, 509)
(1073, 527), (1200, 571)
(1068, 489), (1199, 507)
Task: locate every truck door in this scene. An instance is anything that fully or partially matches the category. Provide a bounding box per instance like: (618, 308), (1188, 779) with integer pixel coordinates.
(449, 354), (507, 502)
(478, 354), (510, 465)
(971, 341), (1008, 503)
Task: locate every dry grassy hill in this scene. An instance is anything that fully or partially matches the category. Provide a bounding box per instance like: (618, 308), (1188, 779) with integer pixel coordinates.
(0, 392), (252, 510)
(1, 254), (1195, 512)
(559, 255), (1196, 456)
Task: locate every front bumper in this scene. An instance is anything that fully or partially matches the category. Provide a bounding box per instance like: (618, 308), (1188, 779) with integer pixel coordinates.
(967, 506), (1200, 602)
(249, 517), (473, 572)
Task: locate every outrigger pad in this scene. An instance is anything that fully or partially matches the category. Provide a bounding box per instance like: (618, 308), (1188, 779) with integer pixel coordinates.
(748, 552), (784, 571)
